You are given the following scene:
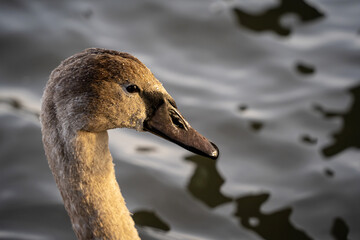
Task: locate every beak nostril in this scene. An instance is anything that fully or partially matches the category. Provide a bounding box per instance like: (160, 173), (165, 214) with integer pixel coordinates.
(171, 114), (185, 129)
(169, 108), (188, 130)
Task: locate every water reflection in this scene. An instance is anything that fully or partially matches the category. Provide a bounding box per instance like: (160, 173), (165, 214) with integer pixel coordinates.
(184, 155), (232, 208)
(133, 210), (170, 232)
(234, 193), (313, 240)
(314, 85), (360, 158)
(183, 155), (328, 240)
(238, 104), (248, 112)
(250, 121), (264, 132)
(232, 0), (324, 36)
(295, 62), (316, 75)
(331, 217), (349, 240)
(324, 168), (335, 178)
(183, 155), (351, 240)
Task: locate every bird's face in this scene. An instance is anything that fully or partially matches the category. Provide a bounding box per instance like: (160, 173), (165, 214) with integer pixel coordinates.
(62, 49), (218, 160)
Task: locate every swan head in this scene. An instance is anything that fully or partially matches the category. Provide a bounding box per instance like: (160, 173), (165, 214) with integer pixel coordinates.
(46, 48), (218, 160)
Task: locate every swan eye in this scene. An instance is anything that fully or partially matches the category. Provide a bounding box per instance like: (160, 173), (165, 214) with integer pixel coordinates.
(126, 84), (140, 93)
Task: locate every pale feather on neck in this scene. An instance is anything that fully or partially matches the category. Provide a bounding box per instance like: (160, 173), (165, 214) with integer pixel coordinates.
(54, 130), (140, 240)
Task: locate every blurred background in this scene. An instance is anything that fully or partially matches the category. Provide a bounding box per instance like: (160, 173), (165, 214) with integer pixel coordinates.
(0, 0), (359, 239)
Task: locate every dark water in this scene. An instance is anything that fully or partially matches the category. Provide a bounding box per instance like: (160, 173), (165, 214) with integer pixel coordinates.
(0, 0), (359, 239)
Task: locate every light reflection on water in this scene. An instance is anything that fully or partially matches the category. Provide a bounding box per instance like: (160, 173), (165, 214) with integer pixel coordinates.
(0, 0), (359, 240)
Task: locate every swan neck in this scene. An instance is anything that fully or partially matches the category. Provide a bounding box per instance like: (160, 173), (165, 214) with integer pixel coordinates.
(47, 130), (140, 240)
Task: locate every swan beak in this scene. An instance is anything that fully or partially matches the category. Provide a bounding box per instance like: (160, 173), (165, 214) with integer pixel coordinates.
(143, 102), (219, 160)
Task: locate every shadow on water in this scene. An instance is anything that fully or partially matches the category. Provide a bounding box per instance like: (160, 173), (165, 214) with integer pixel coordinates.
(237, 105), (265, 133)
(314, 85), (360, 158)
(331, 217), (349, 240)
(232, 0), (324, 36)
(184, 155), (232, 208)
(295, 62), (316, 76)
(133, 210), (170, 232)
(136, 146), (157, 153)
(238, 104), (248, 112)
(300, 134), (317, 145)
(324, 167), (335, 178)
(249, 121), (264, 132)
